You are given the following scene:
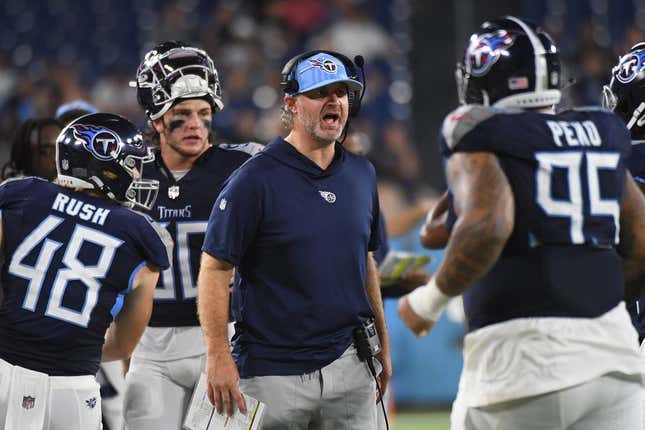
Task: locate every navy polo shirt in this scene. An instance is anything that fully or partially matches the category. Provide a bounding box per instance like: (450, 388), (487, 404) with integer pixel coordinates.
(202, 137), (381, 377)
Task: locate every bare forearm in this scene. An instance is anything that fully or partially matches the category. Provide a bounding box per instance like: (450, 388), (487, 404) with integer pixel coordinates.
(365, 253), (390, 356)
(102, 323), (129, 362)
(197, 255), (234, 355)
(102, 266), (157, 361)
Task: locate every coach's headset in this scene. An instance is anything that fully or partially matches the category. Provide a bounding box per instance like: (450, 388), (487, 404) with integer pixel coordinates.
(280, 50), (366, 118)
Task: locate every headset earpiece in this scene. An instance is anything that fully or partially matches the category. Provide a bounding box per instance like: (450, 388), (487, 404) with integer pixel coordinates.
(283, 79), (299, 95)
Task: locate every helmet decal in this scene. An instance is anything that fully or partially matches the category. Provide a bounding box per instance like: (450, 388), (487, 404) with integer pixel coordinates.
(71, 125), (122, 161)
(466, 30), (515, 77)
(57, 113), (159, 210)
(615, 49), (645, 84)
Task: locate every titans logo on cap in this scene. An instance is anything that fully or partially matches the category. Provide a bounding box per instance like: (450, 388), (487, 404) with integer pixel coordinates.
(71, 124), (122, 161)
(615, 49), (645, 84)
(301, 57), (338, 75)
(466, 30), (515, 77)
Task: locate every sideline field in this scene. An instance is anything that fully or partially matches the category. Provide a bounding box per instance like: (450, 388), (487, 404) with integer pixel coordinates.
(391, 410), (451, 430)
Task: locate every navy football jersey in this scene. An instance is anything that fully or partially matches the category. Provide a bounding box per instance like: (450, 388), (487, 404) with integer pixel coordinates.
(441, 105), (631, 331)
(627, 140), (645, 184)
(625, 141), (645, 341)
(142, 143), (262, 327)
(0, 178), (171, 376)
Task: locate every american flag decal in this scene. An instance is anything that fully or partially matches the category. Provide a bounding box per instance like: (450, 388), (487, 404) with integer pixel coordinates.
(508, 76), (529, 90)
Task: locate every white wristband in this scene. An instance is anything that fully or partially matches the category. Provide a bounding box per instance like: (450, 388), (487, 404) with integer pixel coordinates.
(406, 277), (451, 321)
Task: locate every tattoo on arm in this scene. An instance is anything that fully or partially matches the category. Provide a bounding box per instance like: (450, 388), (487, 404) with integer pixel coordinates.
(434, 152), (514, 296)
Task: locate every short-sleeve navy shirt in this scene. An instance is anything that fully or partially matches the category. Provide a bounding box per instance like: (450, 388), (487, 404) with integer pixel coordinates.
(203, 138), (381, 377)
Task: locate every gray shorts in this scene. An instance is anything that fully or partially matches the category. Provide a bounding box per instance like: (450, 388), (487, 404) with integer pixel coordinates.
(124, 354), (205, 430)
(239, 345), (379, 430)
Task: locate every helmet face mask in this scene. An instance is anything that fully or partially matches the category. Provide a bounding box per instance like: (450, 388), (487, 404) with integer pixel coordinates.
(134, 42), (224, 120)
(56, 113), (160, 210)
(603, 43), (645, 138)
(456, 16), (562, 109)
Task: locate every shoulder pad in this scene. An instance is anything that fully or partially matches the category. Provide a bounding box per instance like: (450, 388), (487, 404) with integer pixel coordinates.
(129, 209), (173, 258)
(217, 142), (264, 156)
(0, 176), (45, 187)
(568, 105), (612, 114)
(442, 105), (500, 150)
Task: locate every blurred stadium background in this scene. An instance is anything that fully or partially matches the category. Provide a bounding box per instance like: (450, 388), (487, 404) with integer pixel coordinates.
(1, 0), (641, 428)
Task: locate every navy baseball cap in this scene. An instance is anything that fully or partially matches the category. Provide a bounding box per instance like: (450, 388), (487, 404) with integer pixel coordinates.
(289, 52), (363, 95)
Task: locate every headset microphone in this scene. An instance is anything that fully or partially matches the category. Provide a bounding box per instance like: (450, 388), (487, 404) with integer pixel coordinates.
(354, 55), (367, 112)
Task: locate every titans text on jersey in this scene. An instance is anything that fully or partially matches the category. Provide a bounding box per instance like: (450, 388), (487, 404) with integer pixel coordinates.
(142, 142), (262, 327)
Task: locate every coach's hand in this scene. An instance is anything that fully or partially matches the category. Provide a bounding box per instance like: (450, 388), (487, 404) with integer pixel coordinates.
(376, 352), (392, 403)
(397, 295), (435, 337)
(205, 348), (247, 416)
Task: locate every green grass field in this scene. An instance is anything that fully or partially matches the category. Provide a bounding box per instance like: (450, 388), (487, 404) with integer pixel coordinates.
(391, 410), (451, 430)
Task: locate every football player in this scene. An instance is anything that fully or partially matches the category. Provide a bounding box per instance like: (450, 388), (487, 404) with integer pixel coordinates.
(123, 41), (262, 430)
(398, 16), (645, 429)
(56, 99), (127, 430)
(0, 112), (171, 430)
(1, 117), (62, 181)
(603, 43), (645, 349)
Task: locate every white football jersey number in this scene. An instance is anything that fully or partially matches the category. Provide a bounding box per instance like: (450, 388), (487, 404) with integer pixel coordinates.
(535, 151), (620, 244)
(9, 215), (123, 327)
(154, 221), (208, 301)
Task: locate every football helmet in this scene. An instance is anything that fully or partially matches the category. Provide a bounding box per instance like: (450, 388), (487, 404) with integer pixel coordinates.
(456, 16), (561, 109)
(133, 41), (224, 120)
(56, 113), (159, 210)
(602, 43), (645, 138)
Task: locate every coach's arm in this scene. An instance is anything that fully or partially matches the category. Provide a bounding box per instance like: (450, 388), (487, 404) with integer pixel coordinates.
(197, 252), (247, 416)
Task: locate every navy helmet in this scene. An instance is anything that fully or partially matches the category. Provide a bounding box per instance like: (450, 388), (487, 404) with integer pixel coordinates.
(603, 42), (645, 138)
(132, 40), (223, 120)
(56, 113), (159, 209)
(456, 16), (561, 109)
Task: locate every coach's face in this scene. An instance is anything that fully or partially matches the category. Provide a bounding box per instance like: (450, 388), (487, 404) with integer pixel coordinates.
(154, 98), (212, 159)
(293, 82), (349, 144)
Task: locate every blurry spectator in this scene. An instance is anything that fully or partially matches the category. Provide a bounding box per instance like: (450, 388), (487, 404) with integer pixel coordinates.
(309, 0), (393, 60)
(1, 117), (61, 180)
(370, 120), (421, 191)
(264, 0), (329, 35)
